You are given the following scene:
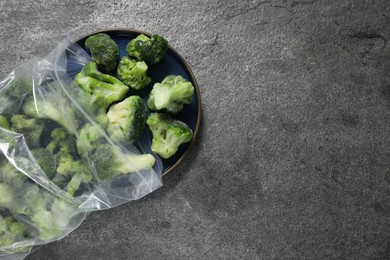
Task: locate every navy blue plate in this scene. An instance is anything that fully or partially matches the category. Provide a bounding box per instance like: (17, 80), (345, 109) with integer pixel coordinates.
(69, 29), (201, 177)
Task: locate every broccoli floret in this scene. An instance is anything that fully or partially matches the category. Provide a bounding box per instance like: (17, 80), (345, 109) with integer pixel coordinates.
(23, 95), (78, 135)
(31, 148), (56, 179)
(117, 56), (151, 90)
(147, 75), (194, 114)
(0, 216), (27, 250)
(10, 114), (44, 148)
(107, 96), (147, 143)
(0, 183), (14, 209)
(11, 185), (79, 241)
(126, 34), (168, 65)
(46, 128), (76, 156)
(92, 144), (155, 180)
(85, 33), (119, 73)
(66, 171), (92, 196)
(1, 163), (27, 188)
(146, 113), (193, 159)
(0, 95), (19, 117)
(76, 123), (105, 158)
(0, 116), (10, 130)
(74, 62), (129, 111)
(6, 79), (32, 100)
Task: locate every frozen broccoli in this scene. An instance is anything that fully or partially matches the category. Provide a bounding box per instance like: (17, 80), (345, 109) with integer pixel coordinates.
(74, 62), (128, 111)
(66, 171), (92, 196)
(92, 144), (155, 180)
(1, 163), (27, 189)
(0, 216), (27, 250)
(126, 34), (168, 65)
(146, 113), (193, 159)
(147, 75), (194, 114)
(6, 79), (32, 100)
(0, 183), (14, 209)
(46, 128), (76, 156)
(107, 96), (147, 143)
(10, 114), (44, 148)
(31, 148), (56, 179)
(0, 95), (19, 117)
(0, 116), (10, 130)
(23, 95), (78, 135)
(117, 56), (151, 90)
(76, 123), (105, 158)
(85, 33), (119, 73)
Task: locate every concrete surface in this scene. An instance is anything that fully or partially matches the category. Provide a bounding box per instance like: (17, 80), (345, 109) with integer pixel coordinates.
(1, 0), (390, 259)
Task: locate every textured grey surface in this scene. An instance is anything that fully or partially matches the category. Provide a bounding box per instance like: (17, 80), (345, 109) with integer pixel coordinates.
(1, 0), (390, 259)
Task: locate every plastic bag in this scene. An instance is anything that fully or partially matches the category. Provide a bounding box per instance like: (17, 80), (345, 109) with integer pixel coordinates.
(0, 39), (163, 258)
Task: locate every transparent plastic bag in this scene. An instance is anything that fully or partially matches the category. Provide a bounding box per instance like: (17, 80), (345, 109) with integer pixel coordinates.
(0, 39), (163, 258)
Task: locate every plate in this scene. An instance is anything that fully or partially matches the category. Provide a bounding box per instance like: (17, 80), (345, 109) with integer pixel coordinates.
(68, 29), (201, 177)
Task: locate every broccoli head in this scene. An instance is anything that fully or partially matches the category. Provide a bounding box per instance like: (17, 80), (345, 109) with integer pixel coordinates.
(6, 79), (33, 100)
(92, 144), (155, 180)
(0, 95), (19, 117)
(107, 96), (147, 143)
(46, 128), (76, 156)
(0, 183), (14, 209)
(146, 113), (193, 159)
(10, 114), (44, 148)
(147, 75), (194, 114)
(74, 62), (129, 111)
(1, 163), (28, 189)
(31, 148), (56, 179)
(126, 34), (168, 65)
(117, 56), (151, 90)
(0, 216), (27, 251)
(76, 123), (105, 158)
(0, 116), (10, 130)
(23, 93), (79, 135)
(85, 33), (119, 73)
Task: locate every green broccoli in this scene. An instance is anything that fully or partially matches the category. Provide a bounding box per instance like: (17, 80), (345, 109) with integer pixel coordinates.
(0, 95), (19, 117)
(66, 171), (92, 196)
(126, 34), (168, 65)
(0, 183), (14, 209)
(76, 123), (105, 158)
(23, 95), (78, 135)
(147, 75), (194, 114)
(107, 96), (147, 143)
(31, 148), (56, 179)
(0, 116), (10, 130)
(74, 62), (129, 111)
(10, 114), (44, 148)
(1, 163), (27, 189)
(46, 128), (76, 156)
(6, 79), (32, 100)
(0, 216), (27, 250)
(117, 56), (151, 90)
(92, 144), (155, 180)
(85, 33), (119, 73)
(146, 113), (193, 159)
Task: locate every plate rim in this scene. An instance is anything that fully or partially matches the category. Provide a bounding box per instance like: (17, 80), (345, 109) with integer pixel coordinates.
(70, 28), (202, 178)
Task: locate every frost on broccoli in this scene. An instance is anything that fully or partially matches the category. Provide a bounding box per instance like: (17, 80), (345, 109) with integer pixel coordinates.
(117, 56), (151, 90)
(146, 113), (193, 159)
(85, 33), (119, 73)
(10, 114), (44, 148)
(92, 144), (155, 180)
(126, 34), (168, 65)
(107, 96), (147, 143)
(147, 75), (194, 114)
(0, 95), (19, 117)
(74, 62), (128, 111)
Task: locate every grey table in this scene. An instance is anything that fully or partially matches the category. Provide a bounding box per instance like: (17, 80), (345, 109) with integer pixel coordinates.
(1, 0), (390, 259)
